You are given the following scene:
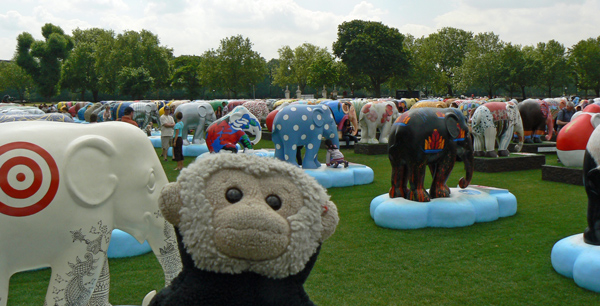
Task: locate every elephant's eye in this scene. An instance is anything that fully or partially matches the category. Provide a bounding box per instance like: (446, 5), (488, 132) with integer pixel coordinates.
(146, 169), (156, 192)
(265, 194), (282, 210)
(226, 188), (243, 203)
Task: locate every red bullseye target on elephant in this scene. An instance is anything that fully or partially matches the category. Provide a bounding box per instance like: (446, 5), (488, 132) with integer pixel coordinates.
(0, 142), (59, 217)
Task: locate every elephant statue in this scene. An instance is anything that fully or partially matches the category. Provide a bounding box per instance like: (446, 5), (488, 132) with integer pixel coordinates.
(0, 121), (182, 306)
(456, 100), (485, 121)
(76, 102), (94, 121)
(84, 102), (104, 122)
(174, 101), (217, 145)
(388, 107), (474, 202)
(359, 101), (399, 144)
(242, 100), (270, 125)
(471, 101), (524, 157)
(206, 105), (262, 153)
(411, 100), (448, 109)
(320, 100), (360, 136)
(556, 109), (600, 167)
(0, 106), (45, 115)
(0, 113), (74, 123)
(68, 102), (91, 118)
(272, 104), (340, 169)
(131, 101), (160, 130)
(518, 99), (554, 143)
(583, 126), (600, 245)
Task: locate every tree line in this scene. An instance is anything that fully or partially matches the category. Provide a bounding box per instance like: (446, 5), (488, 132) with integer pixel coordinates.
(1, 20), (598, 102)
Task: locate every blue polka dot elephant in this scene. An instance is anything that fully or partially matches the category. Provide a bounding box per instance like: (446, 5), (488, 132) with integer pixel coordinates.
(272, 104), (340, 169)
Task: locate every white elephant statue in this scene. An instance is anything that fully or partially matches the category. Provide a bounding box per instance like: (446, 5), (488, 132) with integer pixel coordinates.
(174, 101), (217, 145)
(471, 101), (525, 158)
(358, 101), (399, 144)
(131, 101), (160, 129)
(0, 121), (182, 306)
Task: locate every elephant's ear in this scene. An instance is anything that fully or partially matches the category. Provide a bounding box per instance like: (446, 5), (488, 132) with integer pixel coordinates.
(312, 107), (327, 128)
(65, 135), (118, 207)
(590, 114), (600, 129)
(145, 103), (152, 113)
(445, 114), (461, 139)
(159, 182), (183, 226)
(197, 104), (208, 117)
(229, 107), (244, 122)
(341, 102), (351, 114)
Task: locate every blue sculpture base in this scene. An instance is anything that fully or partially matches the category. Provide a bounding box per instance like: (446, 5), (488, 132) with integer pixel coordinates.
(107, 229), (151, 258)
(551, 233), (600, 292)
(196, 149), (374, 188)
(149, 135), (194, 149)
(370, 186), (517, 229)
(304, 164), (374, 188)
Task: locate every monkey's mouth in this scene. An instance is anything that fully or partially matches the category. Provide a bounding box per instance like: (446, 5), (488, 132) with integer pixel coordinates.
(214, 227), (290, 261)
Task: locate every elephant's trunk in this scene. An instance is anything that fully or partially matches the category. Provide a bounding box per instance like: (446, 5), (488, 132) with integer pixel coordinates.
(513, 117), (525, 152)
(545, 115), (554, 141)
(250, 125), (262, 145)
(459, 134), (474, 188)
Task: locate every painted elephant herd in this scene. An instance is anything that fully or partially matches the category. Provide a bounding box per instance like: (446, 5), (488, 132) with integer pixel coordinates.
(4, 95), (600, 305)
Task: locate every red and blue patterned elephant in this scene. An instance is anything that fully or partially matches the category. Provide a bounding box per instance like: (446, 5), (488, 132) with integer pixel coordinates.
(206, 106), (262, 153)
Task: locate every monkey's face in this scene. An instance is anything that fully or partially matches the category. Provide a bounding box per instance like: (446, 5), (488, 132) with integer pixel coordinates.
(206, 169), (303, 261)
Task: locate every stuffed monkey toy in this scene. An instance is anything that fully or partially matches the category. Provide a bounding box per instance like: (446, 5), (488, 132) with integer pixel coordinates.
(148, 153), (339, 306)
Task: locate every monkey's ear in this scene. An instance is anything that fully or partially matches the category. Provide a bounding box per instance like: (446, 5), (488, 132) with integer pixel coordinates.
(159, 182), (183, 226)
(320, 200), (339, 242)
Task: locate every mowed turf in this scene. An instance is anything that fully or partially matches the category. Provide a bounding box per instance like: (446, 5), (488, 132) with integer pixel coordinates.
(7, 140), (600, 305)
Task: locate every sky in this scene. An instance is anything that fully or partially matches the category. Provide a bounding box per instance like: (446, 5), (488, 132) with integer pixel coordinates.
(1, 0), (599, 61)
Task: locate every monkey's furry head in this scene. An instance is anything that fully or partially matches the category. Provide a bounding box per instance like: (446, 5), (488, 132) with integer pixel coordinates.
(159, 153), (338, 279)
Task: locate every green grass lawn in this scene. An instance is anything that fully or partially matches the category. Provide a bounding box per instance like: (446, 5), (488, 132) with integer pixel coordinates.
(7, 142), (600, 305)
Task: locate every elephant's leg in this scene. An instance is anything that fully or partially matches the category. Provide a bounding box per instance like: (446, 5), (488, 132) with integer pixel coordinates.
(0, 267), (8, 306)
(273, 139), (285, 161)
(367, 126), (379, 144)
(87, 257), (111, 306)
(389, 163), (408, 198)
(407, 160), (430, 202)
(429, 154), (456, 199)
(483, 126), (498, 158)
(533, 129), (544, 143)
(379, 123), (392, 144)
(473, 133), (486, 157)
(523, 130), (534, 143)
(301, 142), (320, 169)
(45, 251), (106, 306)
(497, 125), (514, 157)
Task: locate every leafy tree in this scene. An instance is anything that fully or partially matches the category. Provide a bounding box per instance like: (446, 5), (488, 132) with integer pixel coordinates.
(273, 43), (331, 93)
(199, 49), (220, 97)
(307, 52), (339, 96)
(171, 55), (203, 99)
(15, 23), (73, 101)
(118, 66), (154, 99)
(332, 20), (409, 98)
(568, 37), (600, 96)
(60, 28), (114, 101)
(213, 35), (266, 98)
(335, 62), (370, 97)
(0, 61), (35, 102)
(389, 34), (437, 96)
(536, 40), (571, 97)
(498, 44), (541, 100)
(422, 27), (473, 96)
(456, 32), (504, 98)
(112, 30), (173, 96)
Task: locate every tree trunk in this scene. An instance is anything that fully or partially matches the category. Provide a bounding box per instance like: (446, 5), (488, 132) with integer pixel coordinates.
(80, 90), (85, 101)
(446, 83), (453, 97)
(92, 90), (99, 102)
(521, 85), (527, 101)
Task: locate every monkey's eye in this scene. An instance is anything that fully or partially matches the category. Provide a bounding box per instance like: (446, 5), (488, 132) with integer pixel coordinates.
(226, 188), (243, 203)
(265, 194), (282, 210)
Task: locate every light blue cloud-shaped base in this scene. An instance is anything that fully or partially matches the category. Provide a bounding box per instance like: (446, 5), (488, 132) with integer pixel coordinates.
(196, 149), (374, 188)
(107, 229), (151, 258)
(551, 233), (600, 292)
(370, 186), (517, 229)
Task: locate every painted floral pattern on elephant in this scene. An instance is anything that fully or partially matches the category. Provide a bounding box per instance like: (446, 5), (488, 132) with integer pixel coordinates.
(424, 129), (445, 153)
